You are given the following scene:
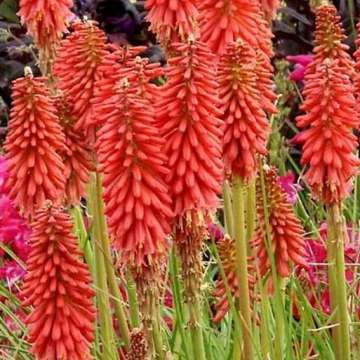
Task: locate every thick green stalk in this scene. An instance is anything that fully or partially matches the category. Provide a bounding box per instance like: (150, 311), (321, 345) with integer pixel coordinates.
(259, 162), (286, 360)
(232, 177), (254, 360)
(88, 173), (118, 360)
(126, 271), (141, 328)
(223, 181), (234, 236)
(95, 173), (130, 349)
(327, 203), (351, 360)
(246, 179), (256, 244)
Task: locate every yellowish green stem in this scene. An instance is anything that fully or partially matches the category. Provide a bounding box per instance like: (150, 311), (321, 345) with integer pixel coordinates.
(232, 177), (254, 360)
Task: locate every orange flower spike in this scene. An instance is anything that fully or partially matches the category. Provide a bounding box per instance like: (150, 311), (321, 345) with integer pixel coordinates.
(96, 78), (173, 266)
(156, 40), (224, 217)
(21, 204), (95, 360)
(55, 96), (95, 206)
(53, 21), (108, 133)
(198, 0), (272, 56)
(212, 235), (256, 323)
(311, 5), (354, 75)
(353, 22), (360, 121)
(260, 0), (280, 21)
(253, 167), (307, 277)
(296, 60), (359, 204)
(145, 0), (199, 45)
(18, 0), (73, 58)
(219, 40), (270, 181)
(4, 73), (66, 217)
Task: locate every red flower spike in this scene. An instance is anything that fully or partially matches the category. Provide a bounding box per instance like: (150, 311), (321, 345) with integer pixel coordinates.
(145, 0), (199, 45)
(156, 40), (223, 217)
(253, 166), (307, 277)
(219, 41), (270, 181)
(53, 21), (108, 133)
(295, 60), (359, 204)
(96, 78), (173, 266)
(55, 96), (95, 206)
(353, 22), (360, 122)
(4, 74), (66, 217)
(18, 0), (73, 57)
(20, 204), (95, 360)
(198, 0), (272, 56)
(310, 5), (354, 76)
(212, 235), (256, 323)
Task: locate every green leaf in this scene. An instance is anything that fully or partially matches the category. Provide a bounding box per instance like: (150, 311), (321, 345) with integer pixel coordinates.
(0, 0), (19, 23)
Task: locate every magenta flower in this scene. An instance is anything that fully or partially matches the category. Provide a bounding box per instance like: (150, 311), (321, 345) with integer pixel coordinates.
(278, 171), (302, 204)
(0, 156), (8, 194)
(287, 54), (313, 82)
(208, 223), (225, 242)
(0, 260), (26, 287)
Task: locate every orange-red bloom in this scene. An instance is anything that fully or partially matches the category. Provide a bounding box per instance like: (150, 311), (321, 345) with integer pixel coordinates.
(219, 40), (270, 181)
(212, 234), (256, 323)
(145, 0), (199, 45)
(260, 0), (280, 21)
(156, 40), (223, 217)
(295, 60), (359, 204)
(95, 73), (173, 266)
(4, 74), (66, 217)
(54, 21), (108, 133)
(21, 204), (95, 360)
(18, 0), (73, 56)
(310, 5), (354, 75)
(55, 96), (94, 205)
(198, 0), (272, 56)
(253, 166), (307, 277)
(353, 22), (360, 120)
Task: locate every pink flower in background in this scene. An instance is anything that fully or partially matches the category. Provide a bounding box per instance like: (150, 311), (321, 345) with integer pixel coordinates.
(0, 156), (8, 194)
(0, 260), (26, 287)
(278, 171), (302, 204)
(208, 223), (225, 242)
(287, 54), (313, 82)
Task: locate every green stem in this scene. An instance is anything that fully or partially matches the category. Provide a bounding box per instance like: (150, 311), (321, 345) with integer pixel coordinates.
(95, 173), (130, 349)
(126, 271), (141, 329)
(88, 173), (118, 360)
(188, 294), (206, 360)
(232, 177), (254, 360)
(246, 179), (256, 243)
(327, 203), (351, 360)
(223, 181), (234, 236)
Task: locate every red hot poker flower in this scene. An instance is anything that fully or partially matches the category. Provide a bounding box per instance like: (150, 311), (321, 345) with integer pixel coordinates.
(260, 0), (280, 21)
(310, 5), (354, 76)
(18, 0), (73, 58)
(55, 95), (95, 206)
(253, 166), (307, 277)
(295, 59), (359, 204)
(156, 40), (223, 217)
(4, 73), (66, 217)
(96, 78), (173, 266)
(54, 21), (108, 133)
(198, 0), (272, 56)
(219, 40), (270, 181)
(353, 22), (360, 123)
(21, 204), (95, 360)
(145, 0), (199, 45)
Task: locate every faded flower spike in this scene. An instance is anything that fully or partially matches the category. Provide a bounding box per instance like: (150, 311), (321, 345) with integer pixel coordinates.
(146, 0), (199, 45)
(21, 204), (95, 360)
(54, 21), (108, 134)
(296, 59), (359, 204)
(219, 40), (270, 181)
(253, 166), (307, 277)
(4, 73), (66, 217)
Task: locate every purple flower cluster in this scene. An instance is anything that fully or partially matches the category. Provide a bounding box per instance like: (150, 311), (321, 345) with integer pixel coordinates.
(0, 156), (30, 288)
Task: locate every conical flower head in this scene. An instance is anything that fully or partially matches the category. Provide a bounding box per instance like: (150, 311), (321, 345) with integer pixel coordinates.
(145, 0), (199, 45)
(156, 40), (223, 217)
(219, 40), (270, 181)
(21, 204), (95, 360)
(353, 21), (360, 121)
(212, 234), (256, 323)
(53, 21), (108, 133)
(253, 166), (307, 277)
(296, 59), (359, 204)
(55, 95), (95, 205)
(96, 78), (173, 266)
(4, 74), (66, 217)
(198, 0), (272, 56)
(18, 0), (73, 57)
(311, 5), (353, 74)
